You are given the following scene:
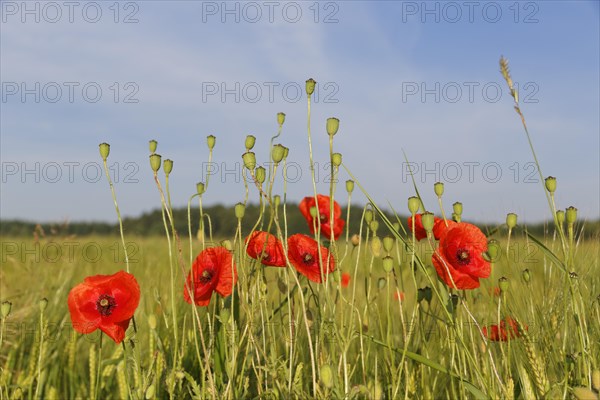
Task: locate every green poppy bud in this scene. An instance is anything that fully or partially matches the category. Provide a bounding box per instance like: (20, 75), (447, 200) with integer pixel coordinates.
(346, 180), (354, 193)
(206, 135), (216, 150)
(255, 166), (266, 184)
(221, 239), (233, 251)
(544, 176), (557, 194)
(506, 213), (518, 229)
(196, 182), (205, 195)
(1, 301), (12, 318)
(309, 206), (319, 218)
(364, 209), (373, 224)
(305, 78), (316, 96)
(408, 197), (420, 215)
(434, 182), (444, 197)
(486, 239), (500, 262)
(566, 206), (577, 224)
(382, 256), (394, 273)
(498, 277), (509, 293)
(383, 236), (394, 253)
(39, 298), (48, 312)
(331, 152), (342, 167)
(277, 112), (286, 126)
(148, 139), (158, 154)
(242, 152), (256, 170)
(282, 146), (289, 160)
(522, 269), (531, 283)
(163, 159), (173, 175)
(245, 135), (256, 151)
(453, 202), (463, 216)
(326, 117), (339, 136)
(392, 222), (400, 232)
(99, 142), (110, 161)
(149, 154), (162, 172)
(271, 144), (286, 164)
(274, 195), (281, 208)
(421, 212), (435, 233)
(320, 364), (334, 389)
(556, 210), (565, 224)
(377, 277), (386, 289)
(234, 202), (245, 219)
(370, 237), (382, 257)
(370, 220), (379, 234)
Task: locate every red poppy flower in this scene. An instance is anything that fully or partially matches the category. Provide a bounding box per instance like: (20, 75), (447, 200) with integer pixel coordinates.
(393, 291), (405, 301)
(341, 272), (351, 288)
(432, 223), (491, 290)
(184, 247), (237, 307)
(433, 218), (458, 240)
(287, 234), (335, 283)
(299, 194), (345, 240)
(245, 231), (286, 267)
(68, 270), (140, 344)
(482, 317), (524, 341)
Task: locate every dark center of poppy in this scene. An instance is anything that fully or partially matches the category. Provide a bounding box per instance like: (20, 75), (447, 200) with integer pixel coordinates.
(456, 248), (471, 266)
(319, 213), (327, 221)
(302, 253), (314, 264)
(199, 269), (213, 284)
(96, 294), (116, 316)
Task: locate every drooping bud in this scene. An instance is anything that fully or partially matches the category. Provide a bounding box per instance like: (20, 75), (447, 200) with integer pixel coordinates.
(408, 197), (420, 215)
(331, 153), (342, 167)
(566, 206), (577, 224)
(149, 154), (162, 172)
(522, 269), (531, 283)
(242, 152), (256, 170)
(271, 144), (285, 164)
(421, 212), (435, 233)
(163, 159), (173, 176)
(369, 220), (379, 234)
(148, 139), (158, 154)
(498, 277), (509, 293)
(196, 182), (205, 195)
(506, 213), (518, 229)
(544, 176), (556, 194)
(392, 222), (400, 232)
(255, 166), (266, 184)
(221, 240), (233, 252)
(377, 277), (386, 289)
(99, 143), (110, 161)
(39, 298), (48, 312)
(382, 256), (394, 273)
(346, 180), (354, 193)
(364, 209), (373, 224)
(245, 135), (256, 151)
(234, 202), (245, 219)
(351, 234), (360, 246)
(382, 236), (394, 253)
(274, 195), (281, 208)
(305, 78), (316, 96)
(277, 112), (286, 126)
(206, 135), (216, 150)
(1, 301), (12, 318)
(326, 117), (339, 136)
(434, 182), (444, 197)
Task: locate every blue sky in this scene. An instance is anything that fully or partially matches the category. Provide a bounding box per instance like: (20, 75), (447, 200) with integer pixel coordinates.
(1, 0), (599, 224)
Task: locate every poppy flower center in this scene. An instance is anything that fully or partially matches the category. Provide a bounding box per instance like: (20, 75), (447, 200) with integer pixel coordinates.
(302, 253), (314, 264)
(199, 269), (214, 284)
(456, 248), (471, 266)
(96, 294), (117, 316)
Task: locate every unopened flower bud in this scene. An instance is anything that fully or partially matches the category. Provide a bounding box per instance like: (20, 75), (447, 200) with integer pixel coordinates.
(421, 212), (435, 233)
(309, 206), (319, 218)
(392, 222), (400, 232)
(271, 144), (285, 164)
(506, 213), (517, 229)
(242, 152), (256, 170)
(320, 364), (334, 389)
(163, 159), (173, 175)
(1, 301), (12, 318)
(370, 237), (382, 257)
(346, 180), (354, 193)
(234, 202), (245, 219)
(364, 210), (373, 224)
(196, 182), (205, 195)
(351, 234), (360, 246)
(498, 277), (509, 293)
(434, 182), (444, 197)
(305, 78), (316, 96)
(408, 197), (420, 215)
(99, 143), (110, 161)
(206, 135), (216, 150)
(566, 206), (577, 224)
(556, 210), (565, 224)
(277, 112), (286, 126)
(221, 240), (233, 252)
(377, 277), (386, 289)
(453, 202), (463, 216)
(274, 195), (281, 208)
(369, 221), (379, 235)
(545, 176), (556, 194)
(331, 152), (342, 167)
(486, 239), (500, 262)
(522, 269), (531, 283)
(282, 146), (289, 159)
(39, 298), (48, 312)
(382, 256), (394, 273)
(148, 139), (158, 154)
(245, 135), (256, 151)
(326, 117), (339, 136)
(150, 154), (162, 172)
(255, 166), (266, 184)
(383, 236), (394, 253)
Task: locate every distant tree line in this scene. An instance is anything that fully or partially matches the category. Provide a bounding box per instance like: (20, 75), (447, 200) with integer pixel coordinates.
(1, 203), (598, 240)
